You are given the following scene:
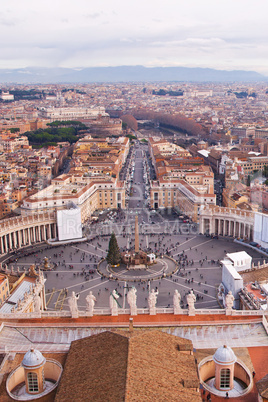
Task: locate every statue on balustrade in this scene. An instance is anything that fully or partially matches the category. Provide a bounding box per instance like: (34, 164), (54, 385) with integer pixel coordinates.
(225, 291), (234, 314)
(29, 264), (38, 277)
(33, 291), (42, 312)
(86, 291), (96, 316)
(38, 269), (45, 287)
(127, 287), (137, 316)
(68, 291), (79, 318)
(173, 290), (182, 314)
(187, 290), (196, 315)
(148, 289), (159, 315)
(110, 290), (120, 316)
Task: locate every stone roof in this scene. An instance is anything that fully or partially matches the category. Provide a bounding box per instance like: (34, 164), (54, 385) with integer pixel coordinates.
(241, 265), (268, 284)
(256, 373), (268, 399)
(55, 330), (201, 402)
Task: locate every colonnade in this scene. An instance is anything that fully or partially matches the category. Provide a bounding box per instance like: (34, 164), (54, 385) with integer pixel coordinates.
(0, 213), (57, 254)
(199, 205), (254, 241)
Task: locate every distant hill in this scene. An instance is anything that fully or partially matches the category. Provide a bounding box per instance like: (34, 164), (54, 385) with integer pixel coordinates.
(0, 66), (266, 83)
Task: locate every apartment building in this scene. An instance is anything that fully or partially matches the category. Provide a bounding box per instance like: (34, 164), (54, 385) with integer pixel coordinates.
(38, 106), (109, 121)
(150, 178), (216, 222)
(0, 274), (9, 306)
(21, 173), (125, 222)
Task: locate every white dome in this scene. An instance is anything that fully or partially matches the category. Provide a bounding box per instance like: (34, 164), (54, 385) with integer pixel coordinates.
(213, 345), (236, 365)
(22, 348), (46, 369)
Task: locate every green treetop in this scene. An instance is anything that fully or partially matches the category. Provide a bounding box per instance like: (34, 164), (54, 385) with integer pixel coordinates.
(106, 232), (121, 266)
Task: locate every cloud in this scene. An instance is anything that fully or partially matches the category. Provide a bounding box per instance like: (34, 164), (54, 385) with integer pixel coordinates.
(0, 0), (267, 74)
(85, 12), (103, 19)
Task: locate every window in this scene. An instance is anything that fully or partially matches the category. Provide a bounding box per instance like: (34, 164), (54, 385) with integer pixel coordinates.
(42, 368), (45, 388)
(220, 368), (230, 389)
(28, 372), (39, 393)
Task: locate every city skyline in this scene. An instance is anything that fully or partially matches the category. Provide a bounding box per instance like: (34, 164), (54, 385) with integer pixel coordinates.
(1, 0), (268, 75)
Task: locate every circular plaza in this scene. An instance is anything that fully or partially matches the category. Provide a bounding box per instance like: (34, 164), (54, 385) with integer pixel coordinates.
(3, 222), (265, 312)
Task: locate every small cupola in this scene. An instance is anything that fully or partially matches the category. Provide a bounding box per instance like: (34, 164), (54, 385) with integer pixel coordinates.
(22, 348), (46, 395)
(213, 345), (237, 391)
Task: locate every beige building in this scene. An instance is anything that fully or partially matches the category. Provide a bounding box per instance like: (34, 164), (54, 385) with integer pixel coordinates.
(37, 106), (109, 121)
(199, 204), (254, 239)
(21, 173), (126, 222)
(0, 274), (9, 306)
(150, 178), (216, 222)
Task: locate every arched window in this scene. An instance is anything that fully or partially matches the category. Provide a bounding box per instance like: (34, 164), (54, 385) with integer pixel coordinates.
(27, 372), (39, 393)
(220, 368), (230, 389)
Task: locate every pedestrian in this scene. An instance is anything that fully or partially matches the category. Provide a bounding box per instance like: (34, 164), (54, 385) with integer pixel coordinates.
(225, 391), (229, 398)
(253, 371), (256, 378)
(206, 393), (211, 401)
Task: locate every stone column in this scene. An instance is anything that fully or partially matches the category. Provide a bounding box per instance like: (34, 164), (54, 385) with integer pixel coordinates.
(0, 237), (4, 254)
(49, 224), (52, 239)
(223, 220), (227, 236)
(41, 225), (44, 241)
(18, 230), (22, 248)
(21, 230), (25, 245)
(211, 218), (214, 234)
(33, 227), (36, 243)
(4, 235), (8, 253)
(243, 223), (246, 238)
(13, 231), (18, 248)
(233, 222), (237, 237)
(200, 217), (204, 234)
(7, 233), (11, 251)
(28, 228), (31, 245)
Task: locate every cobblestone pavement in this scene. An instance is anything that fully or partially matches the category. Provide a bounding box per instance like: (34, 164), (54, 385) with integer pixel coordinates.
(10, 230), (264, 311)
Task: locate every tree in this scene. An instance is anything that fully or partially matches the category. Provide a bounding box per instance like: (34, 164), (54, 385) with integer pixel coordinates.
(263, 165), (268, 178)
(106, 233), (121, 266)
(121, 114), (138, 131)
(10, 127), (20, 133)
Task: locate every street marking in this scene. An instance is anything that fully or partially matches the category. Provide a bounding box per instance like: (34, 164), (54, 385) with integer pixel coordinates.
(163, 277), (217, 300)
(168, 236), (196, 252)
(181, 239), (213, 254)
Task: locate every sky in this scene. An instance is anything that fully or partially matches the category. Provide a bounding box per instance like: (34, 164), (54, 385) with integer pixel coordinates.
(1, 0), (268, 75)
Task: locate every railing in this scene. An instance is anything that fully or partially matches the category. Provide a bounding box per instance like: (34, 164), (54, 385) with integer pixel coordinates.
(199, 356), (253, 398)
(263, 315), (268, 335)
(0, 212), (56, 235)
(0, 308), (266, 320)
(6, 359), (62, 401)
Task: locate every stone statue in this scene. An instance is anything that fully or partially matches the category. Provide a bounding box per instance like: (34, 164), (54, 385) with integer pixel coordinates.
(38, 269), (45, 287)
(68, 291), (79, 318)
(110, 290), (119, 316)
(173, 290), (182, 314)
(86, 291), (96, 316)
(225, 291), (235, 314)
(33, 292), (42, 312)
(29, 264), (37, 277)
(148, 289), (159, 315)
(17, 299), (22, 311)
(127, 287), (137, 316)
(43, 257), (50, 270)
(186, 290), (196, 316)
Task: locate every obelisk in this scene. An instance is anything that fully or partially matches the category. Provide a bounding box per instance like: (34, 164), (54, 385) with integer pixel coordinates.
(135, 215), (139, 253)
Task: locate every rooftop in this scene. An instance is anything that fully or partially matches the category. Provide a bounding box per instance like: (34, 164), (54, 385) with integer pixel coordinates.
(55, 330), (201, 402)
